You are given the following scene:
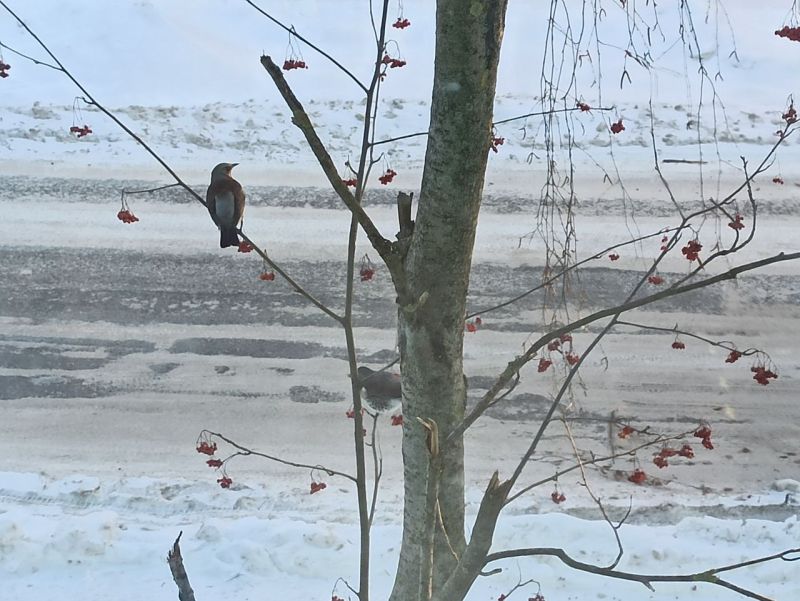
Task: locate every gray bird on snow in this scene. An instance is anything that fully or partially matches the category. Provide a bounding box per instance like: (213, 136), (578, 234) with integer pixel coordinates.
(206, 162), (246, 248)
(357, 366), (402, 412)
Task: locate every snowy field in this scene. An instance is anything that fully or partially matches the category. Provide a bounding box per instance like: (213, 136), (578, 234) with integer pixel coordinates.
(1, 1), (800, 600)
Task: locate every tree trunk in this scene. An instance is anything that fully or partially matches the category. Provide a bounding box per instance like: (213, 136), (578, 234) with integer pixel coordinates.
(389, 2), (508, 600)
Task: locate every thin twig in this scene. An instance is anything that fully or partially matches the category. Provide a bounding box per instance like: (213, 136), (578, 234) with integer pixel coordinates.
(243, 0), (368, 93)
(0, 40), (60, 70)
(204, 430), (357, 483)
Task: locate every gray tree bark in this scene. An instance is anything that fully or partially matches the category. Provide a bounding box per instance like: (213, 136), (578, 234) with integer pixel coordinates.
(389, 2), (509, 600)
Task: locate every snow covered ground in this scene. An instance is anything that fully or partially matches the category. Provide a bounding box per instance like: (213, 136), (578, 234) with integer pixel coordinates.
(1, 1), (799, 600)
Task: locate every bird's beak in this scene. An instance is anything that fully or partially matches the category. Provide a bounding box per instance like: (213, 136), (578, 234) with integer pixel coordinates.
(230, 163), (239, 168)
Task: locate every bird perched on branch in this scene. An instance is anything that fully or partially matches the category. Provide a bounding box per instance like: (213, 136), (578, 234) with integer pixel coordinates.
(357, 366), (402, 412)
(206, 162), (246, 248)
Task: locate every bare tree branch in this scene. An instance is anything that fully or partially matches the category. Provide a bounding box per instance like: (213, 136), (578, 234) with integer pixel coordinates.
(484, 547), (800, 601)
(204, 430), (357, 483)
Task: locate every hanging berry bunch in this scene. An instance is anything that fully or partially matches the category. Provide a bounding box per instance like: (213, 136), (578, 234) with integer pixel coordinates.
(70, 97), (92, 138)
(378, 168), (397, 185)
(489, 128), (505, 153)
(392, 1), (411, 29)
(610, 118), (625, 134)
(728, 214), (745, 231)
(309, 469), (327, 494)
(379, 40), (407, 80)
(359, 254), (376, 281)
(550, 481), (566, 504)
(465, 315), (482, 333)
(283, 29), (308, 70)
(681, 239), (702, 262)
(116, 191), (139, 224)
(775, 25), (800, 42)
(0, 54), (10, 78)
(751, 358), (779, 386)
(381, 53), (407, 69)
(782, 101), (797, 125)
(259, 260), (275, 281)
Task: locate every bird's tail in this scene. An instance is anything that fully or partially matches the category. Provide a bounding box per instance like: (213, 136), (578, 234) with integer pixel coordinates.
(220, 228), (241, 248)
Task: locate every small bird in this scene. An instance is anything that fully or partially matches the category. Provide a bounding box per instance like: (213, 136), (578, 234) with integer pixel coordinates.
(206, 162), (246, 248)
(357, 366), (402, 412)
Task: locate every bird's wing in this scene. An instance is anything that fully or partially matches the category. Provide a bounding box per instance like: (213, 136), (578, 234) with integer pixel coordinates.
(205, 185), (219, 225)
(233, 185), (245, 227)
(214, 190), (236, 226)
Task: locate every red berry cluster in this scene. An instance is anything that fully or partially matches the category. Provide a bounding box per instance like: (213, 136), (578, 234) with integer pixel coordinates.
(647, 274), (664, 285)
(391, 414), (403, 426)
(342, 178), (358, 187)
(681, 239), (702, 261)
(238, 241), (254, 253)
(310, 481), (327, 494)
(783, 103), (798, 124)
(196, 441), (218, 455)
(608, 252), (620, 261)
(392, 17), (411, 29)
(540, 334), (579, 371)
(628, 468), (646, 484)
(217, 476), (233, 488)
(381, 54), (407, 69)
(751, 365), (778, 386)
(725, 350), (742, 363)
(70, 124), (92, 138)
(333, 597), (345, 601)
(465, 316), (482, 333)
(529, 595), (545, 601)
(282, 59), (307, 70)
(206, 458), (223, 468)
(0, 60), (10, 78)
(490, 136), (505, 153)
(359, 253), (376, 281)
(259, 271), (275, 281)
(728, 214), (745, 231)
(610, 118), (625, 134)
(117, 209), (139, 224)
(551, 490), (566, 504)
(773, 176), (785, 185)
(660, 235), (669, 251)
(694, 425), (714, 449)
(576, 101), (591, 112)
(378, 168), (397, 185)
(775, 26), (800, 42)
(618, 425), (635, 439)
(653, 443), (695, 468)
(671, 340), (685, 350)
